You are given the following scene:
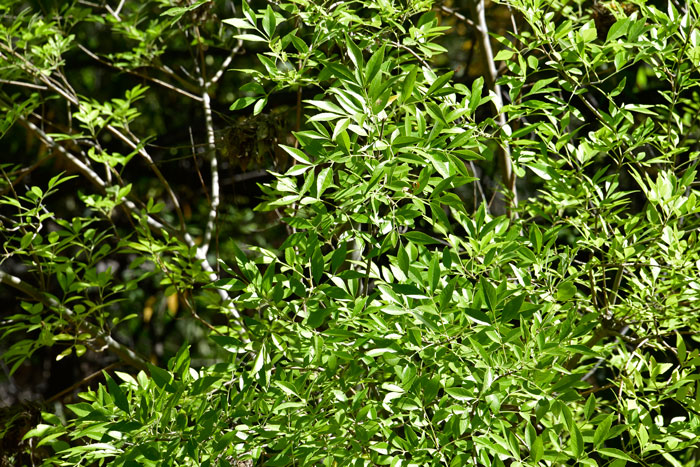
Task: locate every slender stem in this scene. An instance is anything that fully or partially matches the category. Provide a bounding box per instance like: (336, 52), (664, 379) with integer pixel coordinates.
(77, 44), (203, 102)
(47, 362), (122, 403)
(206, 40), (244, 88)
(467, 0), (517, 216)
(0, 79), (47, 90)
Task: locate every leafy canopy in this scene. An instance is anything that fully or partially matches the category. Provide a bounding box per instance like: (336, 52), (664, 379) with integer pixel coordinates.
(1, 0), (700, 466)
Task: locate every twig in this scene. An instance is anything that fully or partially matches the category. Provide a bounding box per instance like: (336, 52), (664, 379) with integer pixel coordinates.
(0, 79), (47, 90)
(389, 41), (430, 69)
(189, 126), (211, 206)
(77, 44), (203, 102)
(46, 362), (122, 403)
(206, 39), (244, 87)
(436, 4), (477, 30)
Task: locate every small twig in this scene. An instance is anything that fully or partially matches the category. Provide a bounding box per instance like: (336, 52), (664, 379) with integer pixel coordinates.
(206, 39), (244, 87)
(389, 41), (430, 69)
(183, 292), (222, 335)
(468, 161), (487, 206)
(189, 126), (211, 206)
(113, 0), (126, 17)
(437, 4), (477, 30)
(46, 362), (122, 403)
(0, 79), (48, 90)
(77, 44), (203, 102)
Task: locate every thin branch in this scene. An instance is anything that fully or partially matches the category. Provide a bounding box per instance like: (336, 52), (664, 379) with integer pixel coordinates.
(105, 0), (127, 21)
(105, 124), (189, 233)
(189, 127), (211, 205)
(389, 41), (430, 69)
(77, 44), (203, 102)
(0, 79), (48, 90)
(467, 0), (518, 217)
(47, 362), (122, 403)
(206, 39), (244, 87)
(437, 4), (477, 30)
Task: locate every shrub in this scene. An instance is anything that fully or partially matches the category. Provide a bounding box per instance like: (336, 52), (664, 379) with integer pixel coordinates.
(2, 0), (700, 465)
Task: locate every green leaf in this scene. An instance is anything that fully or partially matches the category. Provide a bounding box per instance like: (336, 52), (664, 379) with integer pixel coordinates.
(253, 97), (267, 115)
(345, 35), (363, 70)
(210, 335), (244, 353)
(469, 77), (484, 115)
(584, 394), (596, 420)
(20, 232), (34, 249)
(530, 436), (544, 462)
(570, 422), (584, 458)
(105, 374), (130, 413)
(428, 255), (440, 293)
(480, 276), (497, 312)
(426, 71), (453, 96)
(598, 448), (634, 461)
(147, 364), (173, 389)
(310, 244), (324, 285)
(403, 231), (439, 245)
(330, 241), (347, 273)
(234, 33), (267, 42)
(445, 387), (474, 401)
(501, 294), (524, 323)
(230, 96), (257, 110)
(493, 49), (514, 61)
(365, 44), (385, 83)
(594, 414), (614, 447)
(557, 281), (577, 301)
(241, 0), (256, 24)
(222, 17), (254, 29)
(280, 144), (311, 164)
(401, 66), (418, 103)
(251, 344), (266, 374)
(464, 308), (491, 325)
(262, 6), (276, 37)
(607, 18), (630, 42)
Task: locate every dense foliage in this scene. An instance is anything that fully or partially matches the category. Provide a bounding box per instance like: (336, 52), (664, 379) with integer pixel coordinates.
(2, 0), (700, 465)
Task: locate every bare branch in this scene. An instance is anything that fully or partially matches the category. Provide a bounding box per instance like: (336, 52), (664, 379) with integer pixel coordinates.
(199, 90), (220, 259)
(0, 79), (48, 90)
(206, 40), (244, 87)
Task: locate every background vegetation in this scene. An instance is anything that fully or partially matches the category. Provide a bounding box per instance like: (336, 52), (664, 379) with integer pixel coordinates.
(1, 0), (700, 465)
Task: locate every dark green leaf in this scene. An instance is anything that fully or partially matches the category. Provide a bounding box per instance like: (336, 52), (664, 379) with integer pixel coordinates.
(105, 374), (129, 413)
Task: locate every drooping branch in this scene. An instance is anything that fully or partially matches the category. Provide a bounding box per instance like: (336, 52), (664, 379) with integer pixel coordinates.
(0, 270), (150, 372)
(1, 42), (190, 233)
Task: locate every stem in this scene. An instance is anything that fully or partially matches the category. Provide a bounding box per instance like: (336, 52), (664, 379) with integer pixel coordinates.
(467, 0), (518, 217)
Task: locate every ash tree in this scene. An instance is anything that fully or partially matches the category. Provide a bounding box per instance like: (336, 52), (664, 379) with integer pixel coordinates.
(1, 0), (700, 466)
